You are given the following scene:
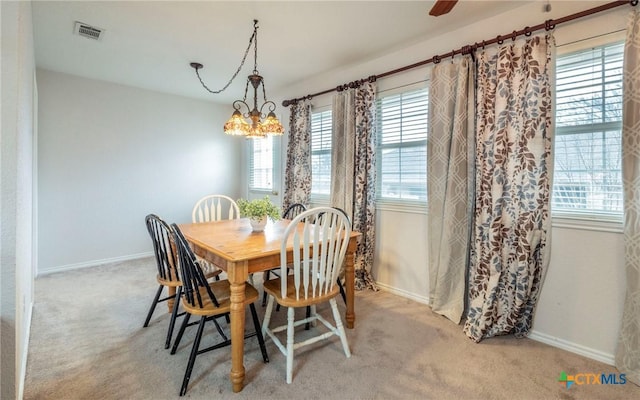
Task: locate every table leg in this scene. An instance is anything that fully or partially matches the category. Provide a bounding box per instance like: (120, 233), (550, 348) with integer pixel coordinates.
(167, 286), (176, 313)
(228, 261), (248, 392)
(345, 249), (355, 329)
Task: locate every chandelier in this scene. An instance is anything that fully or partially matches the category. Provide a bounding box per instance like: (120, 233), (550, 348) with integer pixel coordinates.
(190, 20), (284, 139)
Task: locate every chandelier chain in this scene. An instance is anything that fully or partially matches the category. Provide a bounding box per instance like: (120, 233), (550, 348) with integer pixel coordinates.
(253, 23), (259, 74)
(195, 24), (258, 95)
(243, 79), (250, 103)
(262, 79), (267, 104)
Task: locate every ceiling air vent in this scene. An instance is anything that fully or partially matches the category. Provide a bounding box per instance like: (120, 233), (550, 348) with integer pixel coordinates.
(73, 21), (104, 40)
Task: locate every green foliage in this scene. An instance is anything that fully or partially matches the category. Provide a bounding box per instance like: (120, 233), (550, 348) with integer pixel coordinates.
(237, 196), (281, 221)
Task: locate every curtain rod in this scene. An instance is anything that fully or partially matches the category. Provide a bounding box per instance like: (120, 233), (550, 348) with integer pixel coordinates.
(282, 0), (637, 107)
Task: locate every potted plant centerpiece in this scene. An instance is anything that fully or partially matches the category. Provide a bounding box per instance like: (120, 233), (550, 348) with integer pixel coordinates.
(237, 196), (281, 232)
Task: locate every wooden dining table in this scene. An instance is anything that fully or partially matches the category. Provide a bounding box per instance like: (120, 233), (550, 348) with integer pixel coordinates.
(178, 217), (361, 393)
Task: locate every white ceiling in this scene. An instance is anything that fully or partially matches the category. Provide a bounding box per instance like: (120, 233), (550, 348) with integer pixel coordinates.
(32, 1), (532, 104)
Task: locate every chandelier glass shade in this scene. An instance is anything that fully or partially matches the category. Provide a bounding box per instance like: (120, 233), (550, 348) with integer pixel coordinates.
(191, 20), (284, 139)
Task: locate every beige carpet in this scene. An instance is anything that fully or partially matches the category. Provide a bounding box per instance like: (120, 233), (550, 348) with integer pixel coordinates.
(24, 258), (639, 400)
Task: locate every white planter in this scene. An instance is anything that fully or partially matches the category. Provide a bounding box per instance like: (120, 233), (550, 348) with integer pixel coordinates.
(249, 216), (268, 232)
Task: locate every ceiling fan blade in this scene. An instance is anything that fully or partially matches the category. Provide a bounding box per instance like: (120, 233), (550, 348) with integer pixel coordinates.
(429, 0), (458, 17)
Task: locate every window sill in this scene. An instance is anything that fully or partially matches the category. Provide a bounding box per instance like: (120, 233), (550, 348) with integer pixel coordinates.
(376, 199), (427, 215)
(309, 195), (330, 208)
(551, 214), (623, 233)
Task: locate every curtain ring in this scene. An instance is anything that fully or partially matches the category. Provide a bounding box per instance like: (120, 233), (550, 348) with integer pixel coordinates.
(524, 26), (532, 37)
(433, 54), (441, 64)
(482, 40), (486, 49)
(497, 35), (504, 45)
(451, 50), (455, 62)
(511, 31), (517, 41)
(632, 0), (638, 6)
(545, 19), (556, 31)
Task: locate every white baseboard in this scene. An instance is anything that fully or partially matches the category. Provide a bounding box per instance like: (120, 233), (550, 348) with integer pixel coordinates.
(37, 252), (154, 276)
(375, 281), (615, 366)
(528, 330), (615, 366)
(375, 281), (430, 305)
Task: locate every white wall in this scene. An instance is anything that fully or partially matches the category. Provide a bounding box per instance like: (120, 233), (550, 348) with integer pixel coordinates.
(1, 1), (37, 398)
(373, 208), (429, 302)
(37, 70), (243, 273)
(273, 1), (631, 364)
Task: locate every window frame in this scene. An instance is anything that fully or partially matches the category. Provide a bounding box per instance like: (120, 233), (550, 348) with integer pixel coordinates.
(248, 134), (281, 197)
(375, 83), (429, 213)
(310, 106), (332, 203)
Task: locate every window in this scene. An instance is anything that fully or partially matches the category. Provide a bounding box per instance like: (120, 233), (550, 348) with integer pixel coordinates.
(376, 87), (428, 202)
(249, 136), (273, 190)
(553, 41), (623, 219)
(311, 109), (332, 197)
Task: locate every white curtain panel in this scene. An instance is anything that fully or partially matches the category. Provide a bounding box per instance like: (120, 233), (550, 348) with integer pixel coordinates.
(331, 91), (356, 217)
(427, 57), (475, 324)
(616, 8), (640, 386)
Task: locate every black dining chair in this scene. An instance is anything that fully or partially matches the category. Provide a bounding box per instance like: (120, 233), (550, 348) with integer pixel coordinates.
(143, 214), (185, 350)
(170, 223), (269, 396)
(144, 214), (224, 349)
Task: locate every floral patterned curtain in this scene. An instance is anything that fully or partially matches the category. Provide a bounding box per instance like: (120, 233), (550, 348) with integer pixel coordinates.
(428, 57), (475, 324)
(616, 8), (640, 386)
(463, 34), (554, 342)
(283, 100), (311, 210)
(331, 81), (378, 291)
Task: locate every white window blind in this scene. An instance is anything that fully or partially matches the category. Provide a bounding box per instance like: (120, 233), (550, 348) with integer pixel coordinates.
(249, 136), (273, 190)
(553, 41), (623, 219)
(376, 87), (428, 201)
(311, 110), (332, 196)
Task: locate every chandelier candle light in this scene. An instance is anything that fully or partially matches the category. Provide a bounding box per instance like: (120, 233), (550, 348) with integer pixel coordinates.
(190, 20), (284, 138)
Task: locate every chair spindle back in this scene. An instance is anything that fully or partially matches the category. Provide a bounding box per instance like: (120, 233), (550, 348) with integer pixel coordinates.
(145, 214), (179, 282)
(282, 203), (307, 220)
(281, 207), (351, 301)
(171, 223), (221, 309)
(192, 194), (240, 223)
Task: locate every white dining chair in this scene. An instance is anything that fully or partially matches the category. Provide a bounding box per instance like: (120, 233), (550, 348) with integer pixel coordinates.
(261, 207), (352, 384)
(191, 194), (240, 281)
(191, 194), (240, 223)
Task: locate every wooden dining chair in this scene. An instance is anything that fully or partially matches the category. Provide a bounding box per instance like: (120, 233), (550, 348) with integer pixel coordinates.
(170, 223), (269, 396)
(143, 214), (185, 349)
(191, 194), (240, 281)
(144, 214), (223, 350)
(191, 194), (240, 222)
(261, 207), (352, 384)
(261, 203), (307, 307)
(282, 203), (307, 220)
